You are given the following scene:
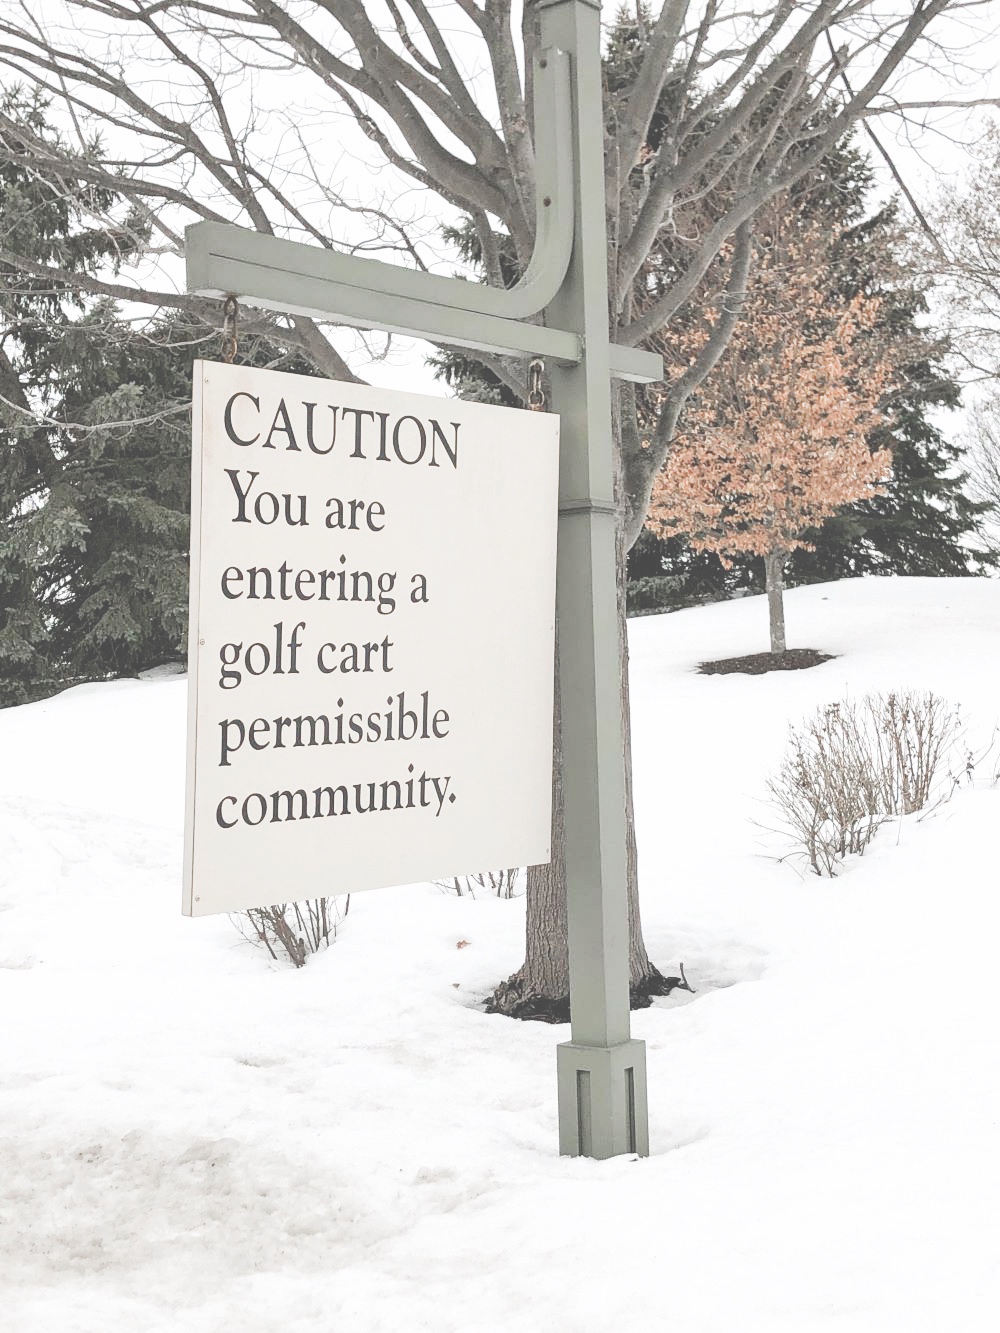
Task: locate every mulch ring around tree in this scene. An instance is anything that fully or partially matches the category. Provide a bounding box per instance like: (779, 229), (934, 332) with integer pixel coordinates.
(485, 966), (694, 1023)
(698, 647), (835, 676)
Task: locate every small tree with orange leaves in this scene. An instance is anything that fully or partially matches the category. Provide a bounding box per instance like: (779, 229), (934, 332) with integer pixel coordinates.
(647, 225), (896, 654)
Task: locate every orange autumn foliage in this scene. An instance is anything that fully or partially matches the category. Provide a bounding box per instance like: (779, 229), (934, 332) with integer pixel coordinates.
(647, 231), (895, 564)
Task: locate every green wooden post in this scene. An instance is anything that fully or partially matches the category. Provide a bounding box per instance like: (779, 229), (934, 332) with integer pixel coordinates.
(539, 0), (648, 1159)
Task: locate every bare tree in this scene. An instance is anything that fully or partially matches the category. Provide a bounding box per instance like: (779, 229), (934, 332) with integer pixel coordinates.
(0, 0), (993, 1011)
(963, 390), (1000, 536)
(913, 117), (1000, 388)
(913, 117), (1000, 555)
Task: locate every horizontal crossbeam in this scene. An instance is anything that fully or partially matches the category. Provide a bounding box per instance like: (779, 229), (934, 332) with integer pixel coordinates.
(186, 222), (662, 383)
(609, 344), (663, 383)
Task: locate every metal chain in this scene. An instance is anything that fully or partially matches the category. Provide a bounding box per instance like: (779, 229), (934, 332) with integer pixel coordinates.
(527, 357), (546, 411)
(221, 294), (239, 364)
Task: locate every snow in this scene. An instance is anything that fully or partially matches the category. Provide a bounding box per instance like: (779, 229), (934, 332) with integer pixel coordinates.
(1, 575), (998, 1331)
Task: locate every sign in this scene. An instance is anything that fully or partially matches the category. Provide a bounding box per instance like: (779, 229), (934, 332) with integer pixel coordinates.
(184, 361), (559, 916)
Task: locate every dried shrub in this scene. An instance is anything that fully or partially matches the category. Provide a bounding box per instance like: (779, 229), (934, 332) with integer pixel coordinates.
(235, 896), (348, 967)
(436, 868), (521, 898)
(767, 691), (972, 876)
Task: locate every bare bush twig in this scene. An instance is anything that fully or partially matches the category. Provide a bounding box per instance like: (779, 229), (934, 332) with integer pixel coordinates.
(233, 896), (344, 967)
(767, 691), (971, 876)
(435, 868), (522, 899)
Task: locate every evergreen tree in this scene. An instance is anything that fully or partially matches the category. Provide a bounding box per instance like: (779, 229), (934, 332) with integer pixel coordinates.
(787, 217), (989, 581)
(0, 93), (310, 704)
(785, 143), (990, 581)
(0, 87), (133, 702)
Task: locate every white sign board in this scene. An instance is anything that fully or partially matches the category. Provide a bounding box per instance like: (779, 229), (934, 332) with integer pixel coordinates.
(184, 361), (559, 915)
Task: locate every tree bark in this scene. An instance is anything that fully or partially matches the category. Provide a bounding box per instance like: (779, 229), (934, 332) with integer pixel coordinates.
(487, 499), (676, 1020)
(618, 491), (673, 1002)
(620, 555), (674, 1003)
(764, 549), (787, 654)
(488, 589), (675, 1019)
(486, 631), (570, 1022)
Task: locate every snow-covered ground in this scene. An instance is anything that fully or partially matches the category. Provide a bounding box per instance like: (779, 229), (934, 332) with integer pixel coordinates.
(1, 576), (998, 1332)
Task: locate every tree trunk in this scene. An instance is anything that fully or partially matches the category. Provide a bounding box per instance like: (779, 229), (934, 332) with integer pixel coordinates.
(618, 521), (675, 1003)
(764, 549), (787, 654)
(487, 522), (678, 1021)
(487, 631), (570, 1021)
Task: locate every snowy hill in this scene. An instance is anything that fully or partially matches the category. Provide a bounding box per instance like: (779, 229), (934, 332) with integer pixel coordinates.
(1, 576), (998, 1331)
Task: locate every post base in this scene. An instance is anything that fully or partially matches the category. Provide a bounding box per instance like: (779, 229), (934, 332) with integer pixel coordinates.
(556, 1039), (649, 1158)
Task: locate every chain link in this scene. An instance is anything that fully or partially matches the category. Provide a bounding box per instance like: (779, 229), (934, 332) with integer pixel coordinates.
(527, 357), (546, 411)
(221, 294), (239, 364)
